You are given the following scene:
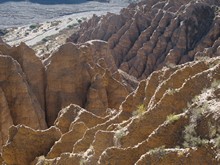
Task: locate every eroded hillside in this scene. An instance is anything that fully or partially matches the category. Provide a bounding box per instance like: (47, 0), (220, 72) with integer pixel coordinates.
(69, 0), (220, 79)
(0, 0), (220, 164)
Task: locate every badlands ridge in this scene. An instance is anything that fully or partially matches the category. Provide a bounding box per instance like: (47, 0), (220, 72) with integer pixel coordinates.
(0, 0), (220, 164)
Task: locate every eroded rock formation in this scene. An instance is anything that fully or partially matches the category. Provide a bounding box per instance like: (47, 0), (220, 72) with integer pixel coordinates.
(2, 125), (61, 165)
(0, 54), (47, 151)
(68, 0), (220, 80)
(45, 40), (129, 126)
(27, 56), (220, 165)
(0, 43), (46, 110)
(1, 0), (220, 164)
(0, 39), (131, 152)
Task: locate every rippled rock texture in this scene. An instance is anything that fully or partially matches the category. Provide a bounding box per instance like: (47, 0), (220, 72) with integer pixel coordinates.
(1, 0), (220, 164)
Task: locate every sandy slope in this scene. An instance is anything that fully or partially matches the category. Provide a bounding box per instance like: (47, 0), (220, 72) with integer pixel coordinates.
(3, 10), (111, 46)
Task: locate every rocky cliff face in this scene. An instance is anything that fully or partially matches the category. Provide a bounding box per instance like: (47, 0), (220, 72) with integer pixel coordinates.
(1, 0), (220, 164)
(0, 39), (131, 163)
(44, 40), (129, 126)
(0, 43), (47, 152)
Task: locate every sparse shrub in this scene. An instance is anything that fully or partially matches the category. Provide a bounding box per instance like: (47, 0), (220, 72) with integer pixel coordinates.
(132, 104), (146, 117)
(183, 124), (198, 147)
(166, 113), (180, 124)
(211, 79), (220, 89)
(80, 158), (87, 165)
(29, 24), (38, 29)
(77, 19), (82, 23)
(42, 37), (49, 43)
(148, 145), (166, 156)
(167, 88), (177, 95)
(186, 102), (191, 109)
(0, 28), (9, 36)
(177, 148), (189, 157)
(81, 17), (87, 21)
(166, 62), (176, 68)
(67, 23), (78, 29)
(50, 21), (60, 27)
(191, 103), (209, 122)
(24, 32), (29, 36)
(195, 55), (210, 61)
(183, 124), (209, 148)
(208, 122), (217, 138)
(175, 145), (180, 149)
(115, 128), (127, 139)
(114, 126), (128, 146)
(67, 24), (74, 29)
(191, 95), (199, 103)
(214, 135), (220, 148)
(80, 145), (94, 165)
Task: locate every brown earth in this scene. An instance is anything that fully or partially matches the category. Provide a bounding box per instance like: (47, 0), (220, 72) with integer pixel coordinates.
(0, 0), (220, 164)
